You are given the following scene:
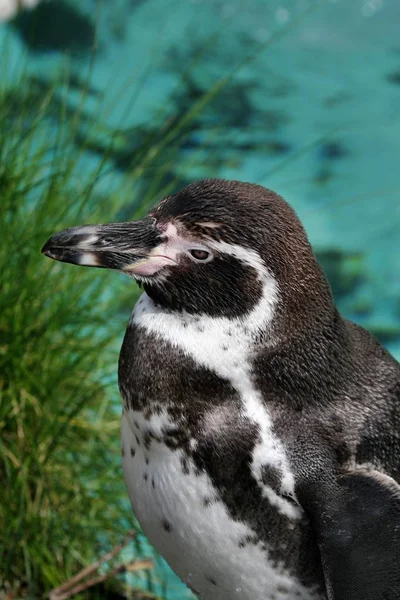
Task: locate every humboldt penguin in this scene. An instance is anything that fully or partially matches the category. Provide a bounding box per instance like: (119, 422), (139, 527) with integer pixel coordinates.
(42, 179), (400, 600)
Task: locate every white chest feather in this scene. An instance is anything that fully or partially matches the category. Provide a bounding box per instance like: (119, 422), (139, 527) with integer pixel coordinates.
(122, 413), (317, 600)
(121, 244), (318, 598)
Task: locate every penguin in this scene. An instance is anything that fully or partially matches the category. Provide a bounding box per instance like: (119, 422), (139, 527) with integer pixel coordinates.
(42, 179), (400, 600)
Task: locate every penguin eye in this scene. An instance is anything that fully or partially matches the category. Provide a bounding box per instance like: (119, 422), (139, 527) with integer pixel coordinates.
(189, 249), (211, 261)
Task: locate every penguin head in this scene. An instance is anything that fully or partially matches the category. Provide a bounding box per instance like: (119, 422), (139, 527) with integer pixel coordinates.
(42, 179), (332, 329)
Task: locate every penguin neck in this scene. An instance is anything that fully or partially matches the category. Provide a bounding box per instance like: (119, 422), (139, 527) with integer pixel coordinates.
(132, 264), (280, 369)
(271, 254), (336, 345)
(253, 273), (349, 409)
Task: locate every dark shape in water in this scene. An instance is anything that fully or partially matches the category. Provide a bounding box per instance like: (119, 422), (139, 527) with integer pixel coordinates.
(264, 140), (291, 155)
(386, 70), (400, 86)
(313, 167), (334, 186)
(316, 248), (365, 299)
(11, 0), (96, 55)
(323, 91), (352, 109)
(318, 141), (348, 161)
(368, 324), (400, 345)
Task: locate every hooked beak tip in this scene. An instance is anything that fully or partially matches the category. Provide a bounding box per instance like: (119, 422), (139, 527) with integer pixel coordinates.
(41, 240), (54, 257)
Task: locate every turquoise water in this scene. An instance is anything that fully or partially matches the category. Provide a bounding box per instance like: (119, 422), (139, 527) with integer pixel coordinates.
(2, 0), (399, 597)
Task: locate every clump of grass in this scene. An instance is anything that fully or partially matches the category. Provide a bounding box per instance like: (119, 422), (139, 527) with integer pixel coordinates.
(0, 81), (150, 597)
(0, 43), (233, 598)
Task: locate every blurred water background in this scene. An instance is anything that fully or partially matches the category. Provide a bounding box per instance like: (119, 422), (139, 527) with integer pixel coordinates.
(1, 0), (399, 598)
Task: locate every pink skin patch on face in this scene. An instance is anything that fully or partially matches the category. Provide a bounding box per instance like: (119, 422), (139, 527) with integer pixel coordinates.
(125, 256), (176, 276)
(124, 222), (211, 277)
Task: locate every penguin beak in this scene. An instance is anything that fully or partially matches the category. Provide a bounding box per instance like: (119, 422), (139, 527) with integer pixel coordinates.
(41, 217), (175, 276)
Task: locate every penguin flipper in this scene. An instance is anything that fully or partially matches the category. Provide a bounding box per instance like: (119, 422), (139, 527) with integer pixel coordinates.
(310, 470), (400, 600)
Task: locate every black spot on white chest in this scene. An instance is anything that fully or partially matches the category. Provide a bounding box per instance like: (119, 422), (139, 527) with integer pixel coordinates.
(121, 413), (323, 600)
